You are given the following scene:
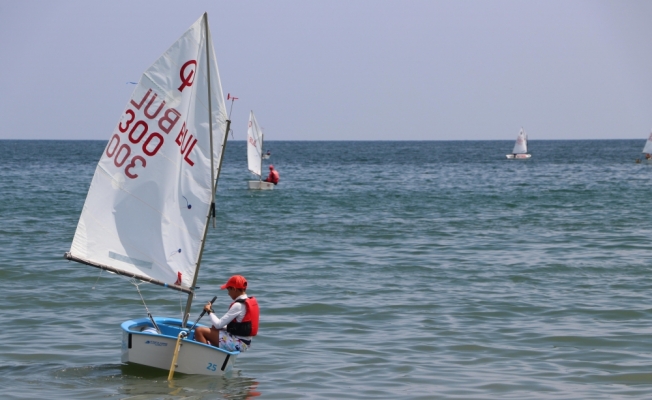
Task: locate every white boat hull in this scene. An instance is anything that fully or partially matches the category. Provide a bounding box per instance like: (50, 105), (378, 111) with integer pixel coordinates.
(121, 317), (238, 376)
(248, 180), (275, 190)
(506, 154), (531, 159)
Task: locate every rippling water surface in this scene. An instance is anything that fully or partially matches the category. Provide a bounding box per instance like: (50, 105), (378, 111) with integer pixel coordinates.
(2, 139), (652, 399)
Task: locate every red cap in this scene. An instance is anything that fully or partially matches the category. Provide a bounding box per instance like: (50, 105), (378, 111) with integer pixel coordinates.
(220, 275), (247, 290)
(269, 165), (274, 170)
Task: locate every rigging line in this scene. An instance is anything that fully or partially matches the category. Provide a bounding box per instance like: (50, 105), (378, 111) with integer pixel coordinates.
(178, 288), (185, 320)
(131, 279), (162, 334)
(91, 268), (103, 290)
(130, 279), (154, 317)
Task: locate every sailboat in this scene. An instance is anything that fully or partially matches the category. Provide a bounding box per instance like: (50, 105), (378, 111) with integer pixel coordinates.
(641, 130), (652, 162)
(247, 111), (274, 190)
(506, 128), (531, 159)
(64, 14), (238, 376)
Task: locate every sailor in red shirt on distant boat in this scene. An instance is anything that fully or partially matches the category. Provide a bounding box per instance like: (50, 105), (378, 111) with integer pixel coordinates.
(264, 165), (280, 185)
(194, 275), (259, 353)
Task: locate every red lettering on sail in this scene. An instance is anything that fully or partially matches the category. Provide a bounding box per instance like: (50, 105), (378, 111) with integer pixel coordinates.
(183, 138), (197, 166)
(106, 134), (120, 157)
(119, 109), (136, 133)
(125, 155), (146, 179)
(175, 122), (188, 146)
(142, 133), (164, 156)
(114, 144), (131, 168)
(108, 85), (193, 178)
(143, 93), (166, 119)
(159, 108), (181, 134)
(128, 120), (148, 144)
(175, 122), (197, 166)
(130, 89), (152, 110)
(178, 60), (197, 92)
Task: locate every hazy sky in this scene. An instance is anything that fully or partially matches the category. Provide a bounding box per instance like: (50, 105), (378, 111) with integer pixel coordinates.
(2, 0), (652, 141)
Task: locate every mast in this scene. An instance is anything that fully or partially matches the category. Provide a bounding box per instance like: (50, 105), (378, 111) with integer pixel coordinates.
(260, 130), (264, 183)
(182, 13), (224, 326)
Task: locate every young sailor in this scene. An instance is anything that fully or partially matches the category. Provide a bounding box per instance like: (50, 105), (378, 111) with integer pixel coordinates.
(264, 165), (280, 185)
(194, 275), (259, 352)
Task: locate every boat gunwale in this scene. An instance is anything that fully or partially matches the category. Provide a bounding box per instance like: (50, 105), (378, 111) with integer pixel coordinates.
(121, 317), (240, 355)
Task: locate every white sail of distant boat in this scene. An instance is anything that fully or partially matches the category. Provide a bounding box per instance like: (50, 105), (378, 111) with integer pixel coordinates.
(642, 130), (652, 154)
(247, 111), (263, 177)
(247, 111), (274, 190)
(64, 13), (241, 376)
(506, 128), (531, 159)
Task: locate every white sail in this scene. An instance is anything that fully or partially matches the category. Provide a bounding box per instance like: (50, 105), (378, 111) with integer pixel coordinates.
(642, 130), (652, 154)
(512, 128), (528, 154)
(247, 111), (264, 177)
(68, 14), (228, 290)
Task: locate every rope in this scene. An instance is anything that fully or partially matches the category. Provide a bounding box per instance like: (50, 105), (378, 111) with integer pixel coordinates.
(131, 279), (153, 316)
(124, 276), (189, 324)
(91, 268), (103, 289)
(131, 279), (161, 333)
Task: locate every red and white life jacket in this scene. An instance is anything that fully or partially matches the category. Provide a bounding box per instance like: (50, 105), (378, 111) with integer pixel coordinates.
(226, 297), (259, 336)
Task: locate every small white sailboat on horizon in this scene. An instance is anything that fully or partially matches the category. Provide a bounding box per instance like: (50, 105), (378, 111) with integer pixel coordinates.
(506, 128), (531, 159)
(64, 13), (240, 377)
(640, 130), (652, 163)
(247, 111), (274, 190)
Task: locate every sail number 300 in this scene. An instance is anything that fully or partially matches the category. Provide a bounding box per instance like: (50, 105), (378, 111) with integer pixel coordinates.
(104, 85), (200, 179)
(104, 87), (183, 179)
(105, 108), (165, 179)
(104, 112), (151, 178)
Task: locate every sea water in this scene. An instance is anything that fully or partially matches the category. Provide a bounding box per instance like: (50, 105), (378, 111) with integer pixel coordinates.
(1, 139), (652, 399)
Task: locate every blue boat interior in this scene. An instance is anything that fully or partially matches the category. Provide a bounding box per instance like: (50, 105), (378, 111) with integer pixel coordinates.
(121, 317), (239, 355)
(121, 317), (203, 340)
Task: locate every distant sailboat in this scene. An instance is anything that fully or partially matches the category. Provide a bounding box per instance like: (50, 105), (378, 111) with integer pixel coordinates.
(641, 130), (652, 162)
(247, 111), (274, 190)
(506, 128), (531, 159)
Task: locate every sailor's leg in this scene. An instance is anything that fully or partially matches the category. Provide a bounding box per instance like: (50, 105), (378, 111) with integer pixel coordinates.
(196, 326), (221, 345)
(195, 326), (210, 343)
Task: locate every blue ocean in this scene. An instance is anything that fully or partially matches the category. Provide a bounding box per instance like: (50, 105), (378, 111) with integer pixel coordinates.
(2, 139), (652, 399)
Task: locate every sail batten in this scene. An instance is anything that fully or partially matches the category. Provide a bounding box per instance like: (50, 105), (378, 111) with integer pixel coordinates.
(67, 14), (227, 292)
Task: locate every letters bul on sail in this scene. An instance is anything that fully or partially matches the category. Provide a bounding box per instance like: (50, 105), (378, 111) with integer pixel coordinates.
(64, 13), (240, 375)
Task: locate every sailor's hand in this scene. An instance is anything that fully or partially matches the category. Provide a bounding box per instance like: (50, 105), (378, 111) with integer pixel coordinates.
(204, 303), (213, 313)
